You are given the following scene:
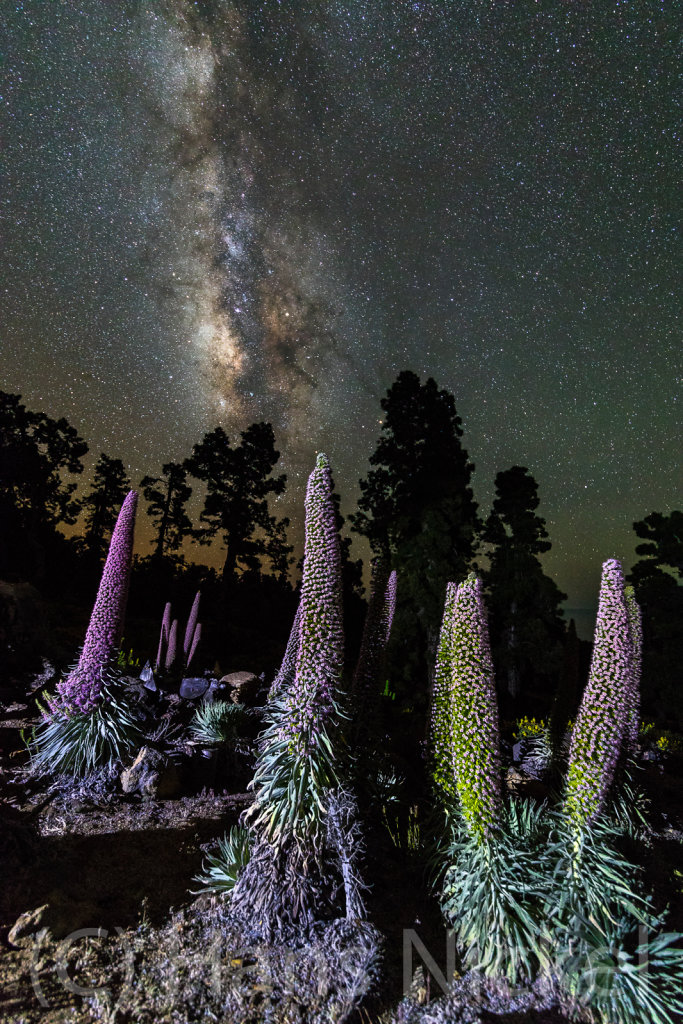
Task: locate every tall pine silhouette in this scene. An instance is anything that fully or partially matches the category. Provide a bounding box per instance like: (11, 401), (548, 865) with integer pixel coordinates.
(352, 371), (480, 708)
(482, 465), (566, 710)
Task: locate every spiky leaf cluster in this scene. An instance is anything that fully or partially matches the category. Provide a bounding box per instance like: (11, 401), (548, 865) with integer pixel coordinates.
(192, 825), (251, 895)
(57, 490), (137, 712)
(189, 700), (247, 745)
(564, 559), (631, 829)
(439, 800), (550, 984)
(30, 668), (143, 777)
(448, 573), (502, 839)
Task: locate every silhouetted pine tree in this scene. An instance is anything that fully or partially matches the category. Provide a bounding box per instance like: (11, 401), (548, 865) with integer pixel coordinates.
(628, 510), (683, 727)
(140, 461), (193, 561)
(184, 422), (292, 588)
(81, 454), (131, 560)
(481, 465), (566, 713)
(351, 371), (480, 710)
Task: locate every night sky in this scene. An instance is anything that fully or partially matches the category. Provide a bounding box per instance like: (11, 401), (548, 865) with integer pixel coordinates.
(2, 1), (680, 631)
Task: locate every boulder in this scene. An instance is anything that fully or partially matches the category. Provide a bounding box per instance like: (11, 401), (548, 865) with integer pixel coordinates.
(120, 746), (181, 799)
(8, 896), (100, 944)
(220, 671), (260, 706)
(179, 676), (210, 700)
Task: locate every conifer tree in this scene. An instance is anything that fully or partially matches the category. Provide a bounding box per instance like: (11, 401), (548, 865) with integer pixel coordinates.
(352, 371), (479, 706)
(482, 465), (566, 707)
(184, 422), (292, 587)
(82, 453), (131, 558)
(140, 461), (193, 560)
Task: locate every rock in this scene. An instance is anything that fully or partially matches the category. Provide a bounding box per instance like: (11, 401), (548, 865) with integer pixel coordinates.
(120, 746), (181, 799)
(8, 897), (100, 944)
(506, 765), (550, 800)
(29, 658), (58, 692)
(179, 676), (210, 700)
(8, 905), (48, 947)
(139, 660), (156, 690)
(220, 671), (260, 706)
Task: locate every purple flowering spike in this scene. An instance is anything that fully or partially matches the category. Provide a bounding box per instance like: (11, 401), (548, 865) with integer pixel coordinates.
(165, 618), (179, 671)
(57, 491), (138, 713)
(284, 453), (344, 748)
(430, 581), (459, 800)
(623, 585), (642, 754)
(155, 601), (172, 671)
(565, 559), (631, 828)
(269, 601), (302, 699)
(187, 621), (201, 669)
(351, 554), (391, 700)
(184, 591), (201, 659)
(351, 560), (397, 738)
(449, 573), (502, 839)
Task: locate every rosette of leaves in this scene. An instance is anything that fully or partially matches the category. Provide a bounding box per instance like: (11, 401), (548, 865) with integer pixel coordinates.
(246, 453), (345, 852)
(438, 798), (551, 983)
(30, 492), (143, 777)
(189, 700), (247, 745)
(29, 662), (143, 777)
(192, 825), (251, 895)
(547, 811), (683, 1024)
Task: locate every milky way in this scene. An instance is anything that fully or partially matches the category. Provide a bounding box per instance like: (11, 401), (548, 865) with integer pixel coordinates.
(2, 1), (680, 618)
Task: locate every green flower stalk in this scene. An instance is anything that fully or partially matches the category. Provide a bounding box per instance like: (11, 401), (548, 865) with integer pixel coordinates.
(564, 558), (631, 830)
(430, 581), (459, 801)
(448, 573), (502, 839)
(624, 585), (642, 754)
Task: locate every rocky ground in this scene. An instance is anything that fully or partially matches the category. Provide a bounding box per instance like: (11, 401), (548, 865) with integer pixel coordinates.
(1, 675), (682, 1024)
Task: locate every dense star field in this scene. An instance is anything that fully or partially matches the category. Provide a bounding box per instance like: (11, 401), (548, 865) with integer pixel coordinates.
(2, 1), (679, 616)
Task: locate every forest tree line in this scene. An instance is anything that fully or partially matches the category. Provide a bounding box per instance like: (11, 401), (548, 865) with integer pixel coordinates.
(1, 373), (681, 727)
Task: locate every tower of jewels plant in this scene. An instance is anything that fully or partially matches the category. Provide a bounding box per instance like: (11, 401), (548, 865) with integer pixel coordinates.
(563, 558), (631, 831)
(154, 590), (202, 673)
(430, 579), (458, 802)
(546, 559), (683, 1024)
(211, 453), (367, 940)
(351, 555), (397, 739)
(624, 583), (643, 754)
(436, 573), (549, 982)
(30, 491), (143, 776)
(268, 600), (302, 699)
